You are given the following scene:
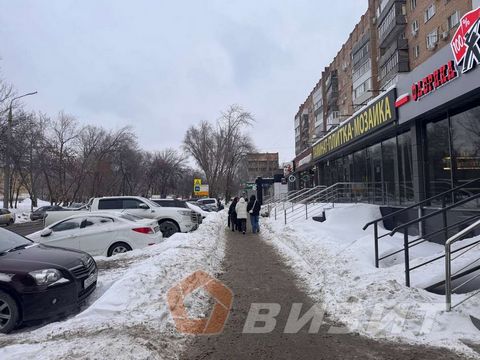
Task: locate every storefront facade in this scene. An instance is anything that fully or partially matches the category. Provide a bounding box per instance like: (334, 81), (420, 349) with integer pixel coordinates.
(306, 22), (480, 206)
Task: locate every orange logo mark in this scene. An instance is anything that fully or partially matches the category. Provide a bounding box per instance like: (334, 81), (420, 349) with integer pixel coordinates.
(167, 270), (233, 335)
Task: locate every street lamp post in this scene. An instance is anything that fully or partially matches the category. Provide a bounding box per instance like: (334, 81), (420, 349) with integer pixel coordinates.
(3, 91), (38, 209)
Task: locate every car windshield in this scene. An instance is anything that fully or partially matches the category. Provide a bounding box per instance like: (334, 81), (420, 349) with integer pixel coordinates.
(200, 199), (216, 204)
(0, 229), (32, 253)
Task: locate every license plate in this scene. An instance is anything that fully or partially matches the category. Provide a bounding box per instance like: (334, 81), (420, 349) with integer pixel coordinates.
(84, 271), (97, 289)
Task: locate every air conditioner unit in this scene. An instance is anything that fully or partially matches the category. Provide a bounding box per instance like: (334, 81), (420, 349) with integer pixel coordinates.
(441, 31), (449, 40)
(427, 43), (437, 51)
(412, 29), (418, 37)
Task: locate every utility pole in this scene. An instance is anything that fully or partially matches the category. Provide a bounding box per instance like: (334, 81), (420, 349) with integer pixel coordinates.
(3, 91), (38, 209)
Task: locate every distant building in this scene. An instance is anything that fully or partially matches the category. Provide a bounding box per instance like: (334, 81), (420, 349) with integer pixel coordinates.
(246, 153), (280, 181)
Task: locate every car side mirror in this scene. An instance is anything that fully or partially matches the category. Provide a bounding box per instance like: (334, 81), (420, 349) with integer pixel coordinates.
(138, 203), (149, 210)
(41, 228), (53, 237)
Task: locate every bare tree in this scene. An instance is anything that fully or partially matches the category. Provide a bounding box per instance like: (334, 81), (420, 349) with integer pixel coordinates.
(183, 105), (254, 198)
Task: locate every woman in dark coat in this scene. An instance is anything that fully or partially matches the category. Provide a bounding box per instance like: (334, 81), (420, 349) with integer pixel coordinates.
(228, 197), (239, 231)
(247, 195), (261, 233)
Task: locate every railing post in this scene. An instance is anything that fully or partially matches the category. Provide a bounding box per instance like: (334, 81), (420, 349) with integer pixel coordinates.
(275, 206), (277, 220)
(305, 203), (308, 220)
(374, 223), (379, 268)
(445, 242), (452, 312)
(284, 209), (287, 225)
(442, 196), (448, 243)
(404, 228), (410, 287)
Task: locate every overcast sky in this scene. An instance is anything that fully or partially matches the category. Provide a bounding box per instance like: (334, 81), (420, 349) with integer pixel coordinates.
(0, 0), (367, 163)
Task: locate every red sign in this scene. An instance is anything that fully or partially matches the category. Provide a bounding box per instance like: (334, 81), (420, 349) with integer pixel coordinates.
(411, 61), (458, 101)
(451, 7), (480, 72)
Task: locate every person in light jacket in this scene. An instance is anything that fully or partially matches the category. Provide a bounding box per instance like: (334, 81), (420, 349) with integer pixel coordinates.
(235, 197), (248, 235)
(247, 195), (261, 233)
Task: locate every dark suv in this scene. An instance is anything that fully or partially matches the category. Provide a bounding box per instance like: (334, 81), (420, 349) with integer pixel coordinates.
(30, 205), (65, 221)
(0, 228), (97, 333)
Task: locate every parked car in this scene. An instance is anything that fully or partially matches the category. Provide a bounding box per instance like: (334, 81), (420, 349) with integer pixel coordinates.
(30, 205), (65, 221)
(28, 212), (163, 257)
(0, 209), (15, 226)
(44, 196), (200, 237)
(151, 199), (188, 208)
(0, 227), (97, 333)
(197, 198), (219, 212)
(152, 199), (203, 223)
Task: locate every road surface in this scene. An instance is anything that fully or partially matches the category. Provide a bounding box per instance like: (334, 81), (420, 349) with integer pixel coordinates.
(181, 229), (467, 360)
(3, 221), (43, 236)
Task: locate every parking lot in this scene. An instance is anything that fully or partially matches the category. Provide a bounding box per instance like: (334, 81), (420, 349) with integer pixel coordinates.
(4, 221), (43, 236)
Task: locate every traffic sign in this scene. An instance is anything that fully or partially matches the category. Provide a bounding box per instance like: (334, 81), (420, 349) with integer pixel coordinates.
(288, 175), (296, 183)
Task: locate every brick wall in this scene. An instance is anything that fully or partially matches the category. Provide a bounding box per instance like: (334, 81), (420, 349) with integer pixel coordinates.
(406, 0), (473, 70)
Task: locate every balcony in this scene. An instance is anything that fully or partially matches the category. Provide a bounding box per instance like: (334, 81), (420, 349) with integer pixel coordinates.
(377, 0), (407, 49)
(378, 48), (409, 88)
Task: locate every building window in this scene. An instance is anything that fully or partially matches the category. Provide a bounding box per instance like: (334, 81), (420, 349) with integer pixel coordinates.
(352, 59), (371, 82)
(413, 44), (420, 59)
(353, 78), (371, 100)
(424, 4), (436, 23)
(410, 0), (417, 10)
(448, 11), (460, 30)
(426, 28), (439, 50)
(411, 20), (419, 36)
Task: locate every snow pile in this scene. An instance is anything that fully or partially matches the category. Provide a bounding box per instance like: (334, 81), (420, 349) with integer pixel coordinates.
(263, 204), (480, 356)
(8, 198), (50, 223)
(0, 212), (227, 360)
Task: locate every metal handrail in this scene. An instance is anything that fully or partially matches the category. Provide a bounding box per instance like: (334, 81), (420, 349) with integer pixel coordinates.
(283, 182), (391, 224)
(389, 193), (480, 236)
(363, 177), (480, 231)
(445, 219), (480, 311)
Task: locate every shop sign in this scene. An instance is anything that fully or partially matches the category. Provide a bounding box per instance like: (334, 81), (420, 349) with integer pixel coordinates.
(411, 60), (458, 101)
(312, 89), (397, 159)
(451, 7), (480, 74)
(298, 154), (312, 168)
(197, 184), (209, 197)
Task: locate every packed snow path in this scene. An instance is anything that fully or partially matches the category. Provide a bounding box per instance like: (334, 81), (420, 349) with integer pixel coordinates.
(181, 229), (464, 360)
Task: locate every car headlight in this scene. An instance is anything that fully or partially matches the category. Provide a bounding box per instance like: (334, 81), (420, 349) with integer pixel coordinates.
(178, 210), (192, 217)
(29, 269), (64, 286)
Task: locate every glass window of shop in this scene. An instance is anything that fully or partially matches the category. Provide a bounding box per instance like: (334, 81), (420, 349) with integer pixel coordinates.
(397, 132), (414, 204)
(425, 117), (451, 200)
(451, 105), (480, 197)
(424, 106), (480, 203)
(366, 143), (383, 203)
(382, 137), (398, 203)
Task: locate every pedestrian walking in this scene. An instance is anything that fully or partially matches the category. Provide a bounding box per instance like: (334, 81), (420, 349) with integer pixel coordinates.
(247, 195), (261, 233)
(235, 197), (248, 235)
(228, 197), (239, 231)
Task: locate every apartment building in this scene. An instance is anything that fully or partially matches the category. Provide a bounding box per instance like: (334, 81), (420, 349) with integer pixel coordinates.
(245, 153), (280, 181)
(291, 0), (480, 206)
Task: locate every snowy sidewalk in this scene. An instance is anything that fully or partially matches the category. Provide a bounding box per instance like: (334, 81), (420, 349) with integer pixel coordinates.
(180, 227), (462, 360)
(0, 213), (227, 360)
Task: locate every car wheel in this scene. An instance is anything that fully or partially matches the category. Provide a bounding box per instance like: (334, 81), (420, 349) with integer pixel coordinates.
(7, 219), (14, 226)
(159, 221), (179, 238)
(107, 242), (132, 257)
(0, 291), (20, 334)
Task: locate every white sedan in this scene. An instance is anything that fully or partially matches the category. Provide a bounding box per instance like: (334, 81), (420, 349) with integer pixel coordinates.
(27, 212), (163, 257)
